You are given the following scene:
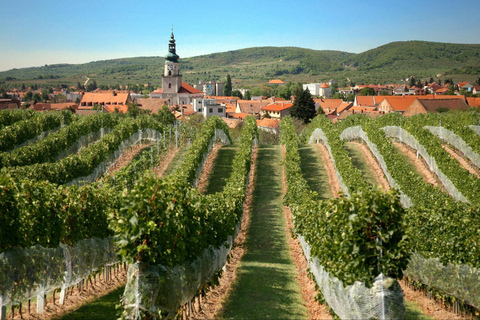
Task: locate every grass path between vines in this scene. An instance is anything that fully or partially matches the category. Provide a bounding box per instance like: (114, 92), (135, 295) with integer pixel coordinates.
(162, 144), (191, 176)
(216, 145), (308, 320)
(298, 144), (333, 199)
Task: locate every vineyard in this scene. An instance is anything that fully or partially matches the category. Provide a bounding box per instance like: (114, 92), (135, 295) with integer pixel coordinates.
(0, 108), (479, 319)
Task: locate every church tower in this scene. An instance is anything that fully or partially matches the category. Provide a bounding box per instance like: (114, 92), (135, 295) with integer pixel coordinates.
(162, 29), (182, 94)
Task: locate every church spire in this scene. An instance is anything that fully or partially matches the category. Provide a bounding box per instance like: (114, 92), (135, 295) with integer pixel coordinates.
(166, 27), (179, 63)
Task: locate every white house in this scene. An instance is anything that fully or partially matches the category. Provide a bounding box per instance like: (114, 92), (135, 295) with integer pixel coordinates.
(303, 83), (331, 98)
(193, 98), (226, 118)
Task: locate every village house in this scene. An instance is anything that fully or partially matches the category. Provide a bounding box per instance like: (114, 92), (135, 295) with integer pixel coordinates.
(467, 97), (480, 108)
(261, 101), (293, 119)
(193, 98), (226, 118)
(458, 82), (474, 92)
(314, 98), (344, 114)
(268, 79), (285, 86)
(303, 83), (331, 98)
(0, 98), (21, 110)
(403, 98), (469, 116)
(235, 99), (271, 118)
(79, 91), (132, 114)
(473, 86), (480, 96)
(194, 80), (224, 96)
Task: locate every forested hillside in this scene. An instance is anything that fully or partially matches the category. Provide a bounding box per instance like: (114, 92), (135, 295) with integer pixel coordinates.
(1, 41), (479, 88)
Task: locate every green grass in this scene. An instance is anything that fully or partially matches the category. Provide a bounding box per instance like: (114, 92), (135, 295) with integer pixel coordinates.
(344, 141), (382, 188)
(216, 145), (308, 320)
(52, 286), (124, 320)
(404, 300), (436, 320)
(390, 141), (429, 181)
(162, 144), (191, 176)
(204, 145), (238, 194)
(298, 144), (332, 200)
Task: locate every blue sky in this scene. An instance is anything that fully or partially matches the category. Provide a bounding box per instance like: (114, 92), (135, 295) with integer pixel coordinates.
(1, 0), (479, 71)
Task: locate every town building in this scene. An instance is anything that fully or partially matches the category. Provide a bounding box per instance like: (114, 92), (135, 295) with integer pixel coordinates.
(194, 81), (224, 96)
(0, 98), (21, 110)
(149, 30), (203, 105)
(193, 98), (226, 118)
(303, 83), (331, 98)
(404, 98), (469, 116)
(261, 101), (293, 119)
(79, 91), (132, 113)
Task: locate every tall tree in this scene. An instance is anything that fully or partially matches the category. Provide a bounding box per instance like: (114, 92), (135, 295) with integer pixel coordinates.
(290, 87), (316, 124)
(359, 87), (375, 96)
(224, 74), (232, 96)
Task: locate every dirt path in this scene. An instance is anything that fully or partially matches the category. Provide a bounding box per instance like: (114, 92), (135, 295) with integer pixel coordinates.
(350, 141), (391, 191)
(190, 146), (257, 320)
(195, 143), (222, 194)
(442, 144), (480, 178)
(153, 147), (180, 178)
(392, 142), (441, 187)
(11, 265), (126, 320)
(106, 143), (153, 177)
(315, 143), (342, 198)
(400, 280), (462, 320)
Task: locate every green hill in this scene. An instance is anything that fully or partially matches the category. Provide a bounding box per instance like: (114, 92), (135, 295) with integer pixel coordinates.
(1, 41), (479, 89)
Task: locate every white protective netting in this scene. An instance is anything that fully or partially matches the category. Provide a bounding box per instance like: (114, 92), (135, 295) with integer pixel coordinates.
(306, 127), (406, 319)
(67, 128), (165, 186)
(0, 237), (118, 311)
(121, 130), (249, 319)
(469, 125), (480, 136)
(340, 126), (413, 208)
(13, 126), (61, 150)
(308, 128), (350, 197)
(298, 234), (405, 320)
(56, 127), (113, 161)
(123, 231), (237, 319)
(382, 126), (469, 203)
(405, 253), (480, 310)
(424, 126), (480, 170)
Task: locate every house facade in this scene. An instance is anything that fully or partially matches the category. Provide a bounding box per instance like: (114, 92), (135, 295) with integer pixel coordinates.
(261, 102), (293, 119)
(303, 83), (331, 97)
(193, 98), (226, 118)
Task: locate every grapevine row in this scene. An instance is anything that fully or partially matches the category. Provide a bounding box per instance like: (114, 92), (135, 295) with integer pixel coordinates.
(0, 110), (74, 152)
(112, 116), (258, 318)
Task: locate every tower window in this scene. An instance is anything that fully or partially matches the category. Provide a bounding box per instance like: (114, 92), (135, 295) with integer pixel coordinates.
(169, 83), (171, 89)
(168, 71), (172, 76)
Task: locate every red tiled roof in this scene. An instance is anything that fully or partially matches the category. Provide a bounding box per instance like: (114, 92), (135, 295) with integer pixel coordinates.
(230, 113), (250, 120)
(336, 102), (353, 114)
(314, 98), (343, 111)
(262, 102), (293, 112)
(104, 104), (128, 114)
(257, 118), (280, 128)
(320, 83), (329, 88)
(237, 100), (270, 114)
(222, 117), (243, 129)
(435, 88), (450, 94)
(81, 91), (131, 105)
(268, 79), (285, 85)
(416, 99), (469, 112)
(355, 96), (375, 106)
(50, 103), (78, 110)
(467, 97), (480, 107)
(179, 82), (203, 94)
